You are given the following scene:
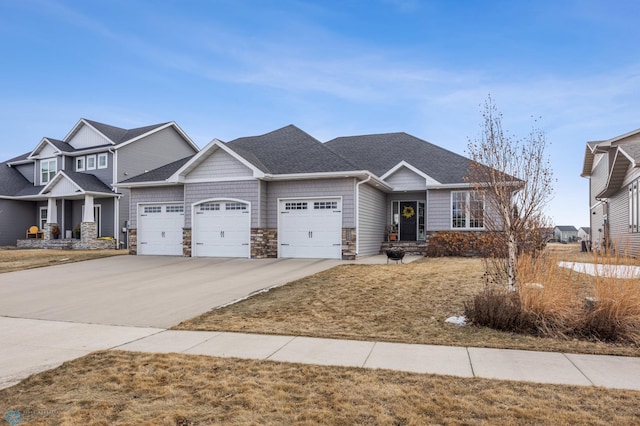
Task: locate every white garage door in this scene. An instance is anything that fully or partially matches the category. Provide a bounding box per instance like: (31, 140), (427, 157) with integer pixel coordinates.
(193, 200), (251, 258)
(279, 198), (342, 259)
(138, 204), (184, 256)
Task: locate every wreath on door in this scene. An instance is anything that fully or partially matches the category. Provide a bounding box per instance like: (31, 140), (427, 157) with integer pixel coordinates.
(402, 205), (415, 219)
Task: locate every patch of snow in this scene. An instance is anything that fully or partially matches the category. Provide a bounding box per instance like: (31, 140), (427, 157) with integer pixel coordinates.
(558, 262), (640, 279)
(445, 316), (467, 326)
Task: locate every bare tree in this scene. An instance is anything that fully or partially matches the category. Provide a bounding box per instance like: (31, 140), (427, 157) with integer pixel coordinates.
(466, 95), (554, 291)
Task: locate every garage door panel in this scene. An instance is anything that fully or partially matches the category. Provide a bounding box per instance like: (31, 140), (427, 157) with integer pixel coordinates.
(193, 201), (250, 258)
(138, 205), (184, 256)
(279, 198), (342, 259)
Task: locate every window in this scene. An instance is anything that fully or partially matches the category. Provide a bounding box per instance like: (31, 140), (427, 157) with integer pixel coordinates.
(40, 158), (57, 184)
(86, 155), (96, 170)
(200, 203), (220, 211)
(314, 201), (338, 210)
(97, 153), (108, 169)
(39, 207), (48, 230)
(76, 157), (85, 171)
(225, 202), (247, 210)
(285, 202), (307, 210)
(630, 180), (639, 233)
(452, 191), (484, 229)
(166, 205), (184, 213)
(144, 206), (162, 214)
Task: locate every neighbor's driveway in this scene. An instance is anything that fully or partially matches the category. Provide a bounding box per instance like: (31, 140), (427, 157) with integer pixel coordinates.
(0, 256), (342, 328)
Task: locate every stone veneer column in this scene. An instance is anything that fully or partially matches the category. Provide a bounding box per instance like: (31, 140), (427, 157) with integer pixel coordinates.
(251, 228), (278, 258)
(128, 229), (137, 255)
(342, 227), (357, 260)
(44, 223), (59, 241)
(183, 228), (192, 257)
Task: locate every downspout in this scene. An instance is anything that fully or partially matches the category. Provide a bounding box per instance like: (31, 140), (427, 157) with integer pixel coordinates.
(355, 174), (372, 256)
(109, 148), (119, 248)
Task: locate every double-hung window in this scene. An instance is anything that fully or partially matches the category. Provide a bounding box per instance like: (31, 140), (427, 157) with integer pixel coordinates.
(452, 190), (484, 229)
(97, 153), (108, 169)
(86, 155), (96, 170)
(76, 157), (85, 171)
(40, 158), (57, 184)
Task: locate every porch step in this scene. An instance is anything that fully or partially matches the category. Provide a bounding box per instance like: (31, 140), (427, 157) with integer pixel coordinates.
(380, 241), (428, 256)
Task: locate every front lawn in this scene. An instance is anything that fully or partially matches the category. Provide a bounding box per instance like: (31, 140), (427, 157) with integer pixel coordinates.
(0, 248), (126, 273)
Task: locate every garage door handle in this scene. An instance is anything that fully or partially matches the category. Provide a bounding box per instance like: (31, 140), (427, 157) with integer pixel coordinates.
(162, 232), (165, 238)
(220, 231), (224, 238)
(281, 243), (290, 246)
(309, 231), (313, 238)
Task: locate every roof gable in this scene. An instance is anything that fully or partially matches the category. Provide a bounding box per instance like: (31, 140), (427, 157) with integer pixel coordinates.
(27, 138), (68, 159)
(41, 170), (116, 198)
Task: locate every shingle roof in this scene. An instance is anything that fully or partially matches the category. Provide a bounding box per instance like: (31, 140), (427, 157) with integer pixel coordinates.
(325, 132), (475, 184)
(119, 156), (194, 183)
(621, 143), (640, 163)
(84, 119), (169, 145)
(555, 225), (578, 232)
(61, 171), (116, 194)
(0, 163), (33, 196)
(227, 125), (358, 174)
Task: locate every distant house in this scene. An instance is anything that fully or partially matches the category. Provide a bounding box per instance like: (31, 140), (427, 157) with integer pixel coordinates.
(578, 227), (591, 241)
(0, 119), (199, 248)
(553, 226), (578, 243)
(581, 128), (640, 255)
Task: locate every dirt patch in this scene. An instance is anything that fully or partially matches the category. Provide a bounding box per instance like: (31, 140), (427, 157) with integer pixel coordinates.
(0, 249), (127, 274)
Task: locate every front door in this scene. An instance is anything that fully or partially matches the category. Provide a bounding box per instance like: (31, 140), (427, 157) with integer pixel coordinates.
(399, 201), (417, 241)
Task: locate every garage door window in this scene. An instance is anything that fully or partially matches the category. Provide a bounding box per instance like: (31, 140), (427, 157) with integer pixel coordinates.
(226, 202), (247, 210)
(285, 202), (307, 210)
(200, 203), (220, 211)
(166, 205), (184, 213)
(314, 201), (338, 210)
(144, 206), (162, 214)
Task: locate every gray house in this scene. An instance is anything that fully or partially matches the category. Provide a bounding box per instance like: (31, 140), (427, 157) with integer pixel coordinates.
(582, 127), (640, 255)
(0, 119), (199, 248)
(120, 125), (494, 259)
(553, 226), (578, 243)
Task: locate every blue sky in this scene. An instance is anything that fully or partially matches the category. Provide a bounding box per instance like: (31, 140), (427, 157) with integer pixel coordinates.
(1, 0), (639, 227)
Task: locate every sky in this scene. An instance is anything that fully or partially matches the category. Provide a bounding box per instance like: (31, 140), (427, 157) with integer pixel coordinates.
(1, 0), (639, 228)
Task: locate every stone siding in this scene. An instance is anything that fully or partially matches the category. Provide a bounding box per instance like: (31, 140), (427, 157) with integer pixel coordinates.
(251, 228), (278, 258)
(342, 227), (356, 260)
(183, 228), (192, 257)
(128, 229), (137, 255)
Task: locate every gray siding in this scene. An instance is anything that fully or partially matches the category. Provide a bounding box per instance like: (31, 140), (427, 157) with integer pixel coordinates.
(0, 200), (36, 245)
(590, 154), (608, 207)
(609, 185), (640, 256)
(186, 149), (253, 180)
(266, 178), (356, 228)
(14, 163), (34, 183)
(129, 186), (185, 228)
(358, 183), (387, 255)
(117, 127), (197, 183)
(258, 180), (268, 228)
(427, 189), (451, 231)
(184, 181), (260, 228)
(77, 152), (114, 185)
(95, 197), (115, 238)
(385, 168), (426, 191)
(68, 124), (111, 149)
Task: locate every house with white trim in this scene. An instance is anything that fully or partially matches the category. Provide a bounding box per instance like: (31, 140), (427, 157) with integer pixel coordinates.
(120, 125), (495, 259)
(0, 119), (199, 248)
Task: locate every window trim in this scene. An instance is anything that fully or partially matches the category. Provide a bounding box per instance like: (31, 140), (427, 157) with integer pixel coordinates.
(86, 155), (97, 170)
(451, 190), (485, 230)
(40, 158), (57, 184)
(97, 153), (108, 169)
(76, 156), (85, 171)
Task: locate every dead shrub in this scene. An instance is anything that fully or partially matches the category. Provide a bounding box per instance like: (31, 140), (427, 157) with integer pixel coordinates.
(426, 231), (506, 257)
(463, 286), (533, 332)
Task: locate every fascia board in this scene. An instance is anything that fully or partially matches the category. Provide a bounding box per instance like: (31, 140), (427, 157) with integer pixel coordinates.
(263, 170), (392, 190)
(605, 127), (640, 145)
(39, 171), (84, 195)
(117, 180), (183, 189)
(617, 146), (638, 167)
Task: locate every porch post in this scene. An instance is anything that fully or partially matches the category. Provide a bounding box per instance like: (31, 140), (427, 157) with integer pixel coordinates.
(83, 195), (95, 222)
(47, 198), (57, 224)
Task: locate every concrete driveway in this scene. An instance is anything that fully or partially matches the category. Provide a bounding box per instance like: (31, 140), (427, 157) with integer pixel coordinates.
(0, 255), (342, 328)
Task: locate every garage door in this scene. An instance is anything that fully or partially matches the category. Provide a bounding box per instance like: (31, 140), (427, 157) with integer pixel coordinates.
(193, 200), (251, 258)
(138, 204), (184, 256)
(279, 198), (342, 259)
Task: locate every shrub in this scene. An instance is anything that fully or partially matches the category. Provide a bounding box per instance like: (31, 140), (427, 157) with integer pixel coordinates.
(463, 286), (533, 332)
(426, 232), (506, 257)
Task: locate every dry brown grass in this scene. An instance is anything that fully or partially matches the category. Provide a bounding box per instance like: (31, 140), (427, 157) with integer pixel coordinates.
(0, 249), (126, 273)
(176, 257), (640, 356)
(1, 351), (639, 425)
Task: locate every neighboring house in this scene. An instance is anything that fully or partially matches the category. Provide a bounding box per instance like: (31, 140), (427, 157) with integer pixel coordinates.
(582, 128), (640, 256)
(119, 125), (502, 259)
(553, 226), (578, 243)
(0, 119), (199, 248)
(578, 227), (591, 241)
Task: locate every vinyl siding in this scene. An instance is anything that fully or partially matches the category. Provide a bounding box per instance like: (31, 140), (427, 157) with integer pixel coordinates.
(76, 152), (114, 184)
(358, 183), (387, 255)
(184, 181), (260, 228)
(266, 178), (356, 228)
(94, 198), (115, 237)
(258, 180), (268, 228)
(0, 200), (36, 245)
(609, 184), (640, 256)
(68, 124), (112, 149)
(186, 149), (253, 180)
(590, 153), (608, 206)
(117, 127), (197, 184)
(38, 144), (58, 158)
(129, 186), (185, 228)
(14, 163), (34, 183)
(425, 190), (450, 231)
(385, 167), (426, 191)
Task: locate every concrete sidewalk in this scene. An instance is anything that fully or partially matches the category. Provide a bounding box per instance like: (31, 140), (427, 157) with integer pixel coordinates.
(2, 316), (639, 391)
